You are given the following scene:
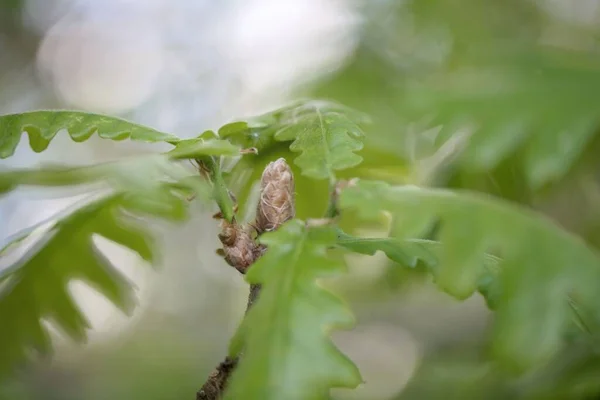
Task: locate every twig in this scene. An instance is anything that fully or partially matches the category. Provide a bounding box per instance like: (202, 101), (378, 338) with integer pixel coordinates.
(197, 158), (295, 400)
(324, 178), (359, 219)
(324, 182), (340, 219)
(246, 283), (262, 313)
(196, 357), (239, 400)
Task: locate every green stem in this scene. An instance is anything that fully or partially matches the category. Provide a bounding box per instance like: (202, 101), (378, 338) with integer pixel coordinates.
(324, 181), (339, 219)
(199, 156), (236, 222)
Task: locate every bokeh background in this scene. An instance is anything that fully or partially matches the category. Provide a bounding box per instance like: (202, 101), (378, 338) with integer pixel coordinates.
(3, 0), (600, 399)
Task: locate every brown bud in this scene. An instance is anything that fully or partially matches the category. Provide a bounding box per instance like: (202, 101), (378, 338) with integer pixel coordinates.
(218, 222), (238, 247)
(255, 158), (295, 233)
(218, 220), (259, 273)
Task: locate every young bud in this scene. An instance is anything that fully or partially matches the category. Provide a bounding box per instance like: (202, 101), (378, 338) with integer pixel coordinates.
(218, 220), (258, 273)
(255, 158), (295, 233)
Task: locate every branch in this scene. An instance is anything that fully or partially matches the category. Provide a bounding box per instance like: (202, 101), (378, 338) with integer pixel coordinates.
(196, 357), (238, 400)
(197, 158), (295, 400)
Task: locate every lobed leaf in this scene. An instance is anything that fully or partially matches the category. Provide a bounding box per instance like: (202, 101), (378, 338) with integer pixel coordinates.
(339, 180), (600, 371)
(273, 100), (367, 181)
(0, 110), (181, 159)
(224, 220), (362, 400)
(217, 100), (318, 151)
(219, 100), (369, 182)
(0, 157), (209, 379)
(404, 47), (600, 189)
(315, 1), (600, 189)
(0, 155), (210, 200)
(218, 118), (276, 153)
(0, 190), (181, 378)
(336, 231), (501, 307)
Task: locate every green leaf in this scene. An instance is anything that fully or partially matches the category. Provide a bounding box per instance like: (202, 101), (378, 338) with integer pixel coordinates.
(405, 47), (600, 189)
(0, 189), (184, 378)
(165, 131), (256, 221)
(224, 220), (362, 400)
(336, 230), (436, 268)
(0, 155), (211, 379)
(336, 231), (501, 307)
(0, 155), (207, 195)
(218, 120), (275, 152)
(0, 110), (180, 158)
(166, 138), (241, 159)
(273, 100), (368, 181)
(217, 101), (313, 150)
(0, 156), (212, 222)
(314, 1), (600, 189)
(220, 100), (369, 181)
(219, 100), (370, 222)
(339, 180), (600, 371)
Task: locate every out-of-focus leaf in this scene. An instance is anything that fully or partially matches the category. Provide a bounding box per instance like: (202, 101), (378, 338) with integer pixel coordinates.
(0, 188), (185, 379)
(0, 111), (180, 158)
(405, 49), (600, 189)
(397, 352), (510, 400)
(336, 230), (436, 268)
(315, 0), (600, 190)
(524, 352), (600, 400)
(336, 231), (502, 307)
(0, 155), (211, 379)
(0, 155), (210, 201)
(224, 220), (361, 400)
(398, 343), (600, 400)
(339, 180), (600, 371)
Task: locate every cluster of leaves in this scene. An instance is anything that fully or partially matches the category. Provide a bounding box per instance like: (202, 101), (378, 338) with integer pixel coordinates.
(218, 100), (372, 222)
(1, 1), (600, 399)
(316, 0), (600, 193)
(0, 112), (241, 377)
(2, 77), (600, 400)
(0, 101), (371, 398)
(338, 180), (600, 370)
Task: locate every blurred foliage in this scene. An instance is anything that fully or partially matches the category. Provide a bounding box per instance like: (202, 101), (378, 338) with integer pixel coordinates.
(0, 115), (245, 381)
(397, 341), (600, 400)
(0, 194), (155, 378)
(335, 231), (501, 307)
(0, 155), (208, 196)
(0, 326), (211, 400)
(308, 3), (600, 392)
(0, 162), (209, 378)
(3, 0), (600, 398)
(314, 0), (600, 191)
(340, 180), (600, 371)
